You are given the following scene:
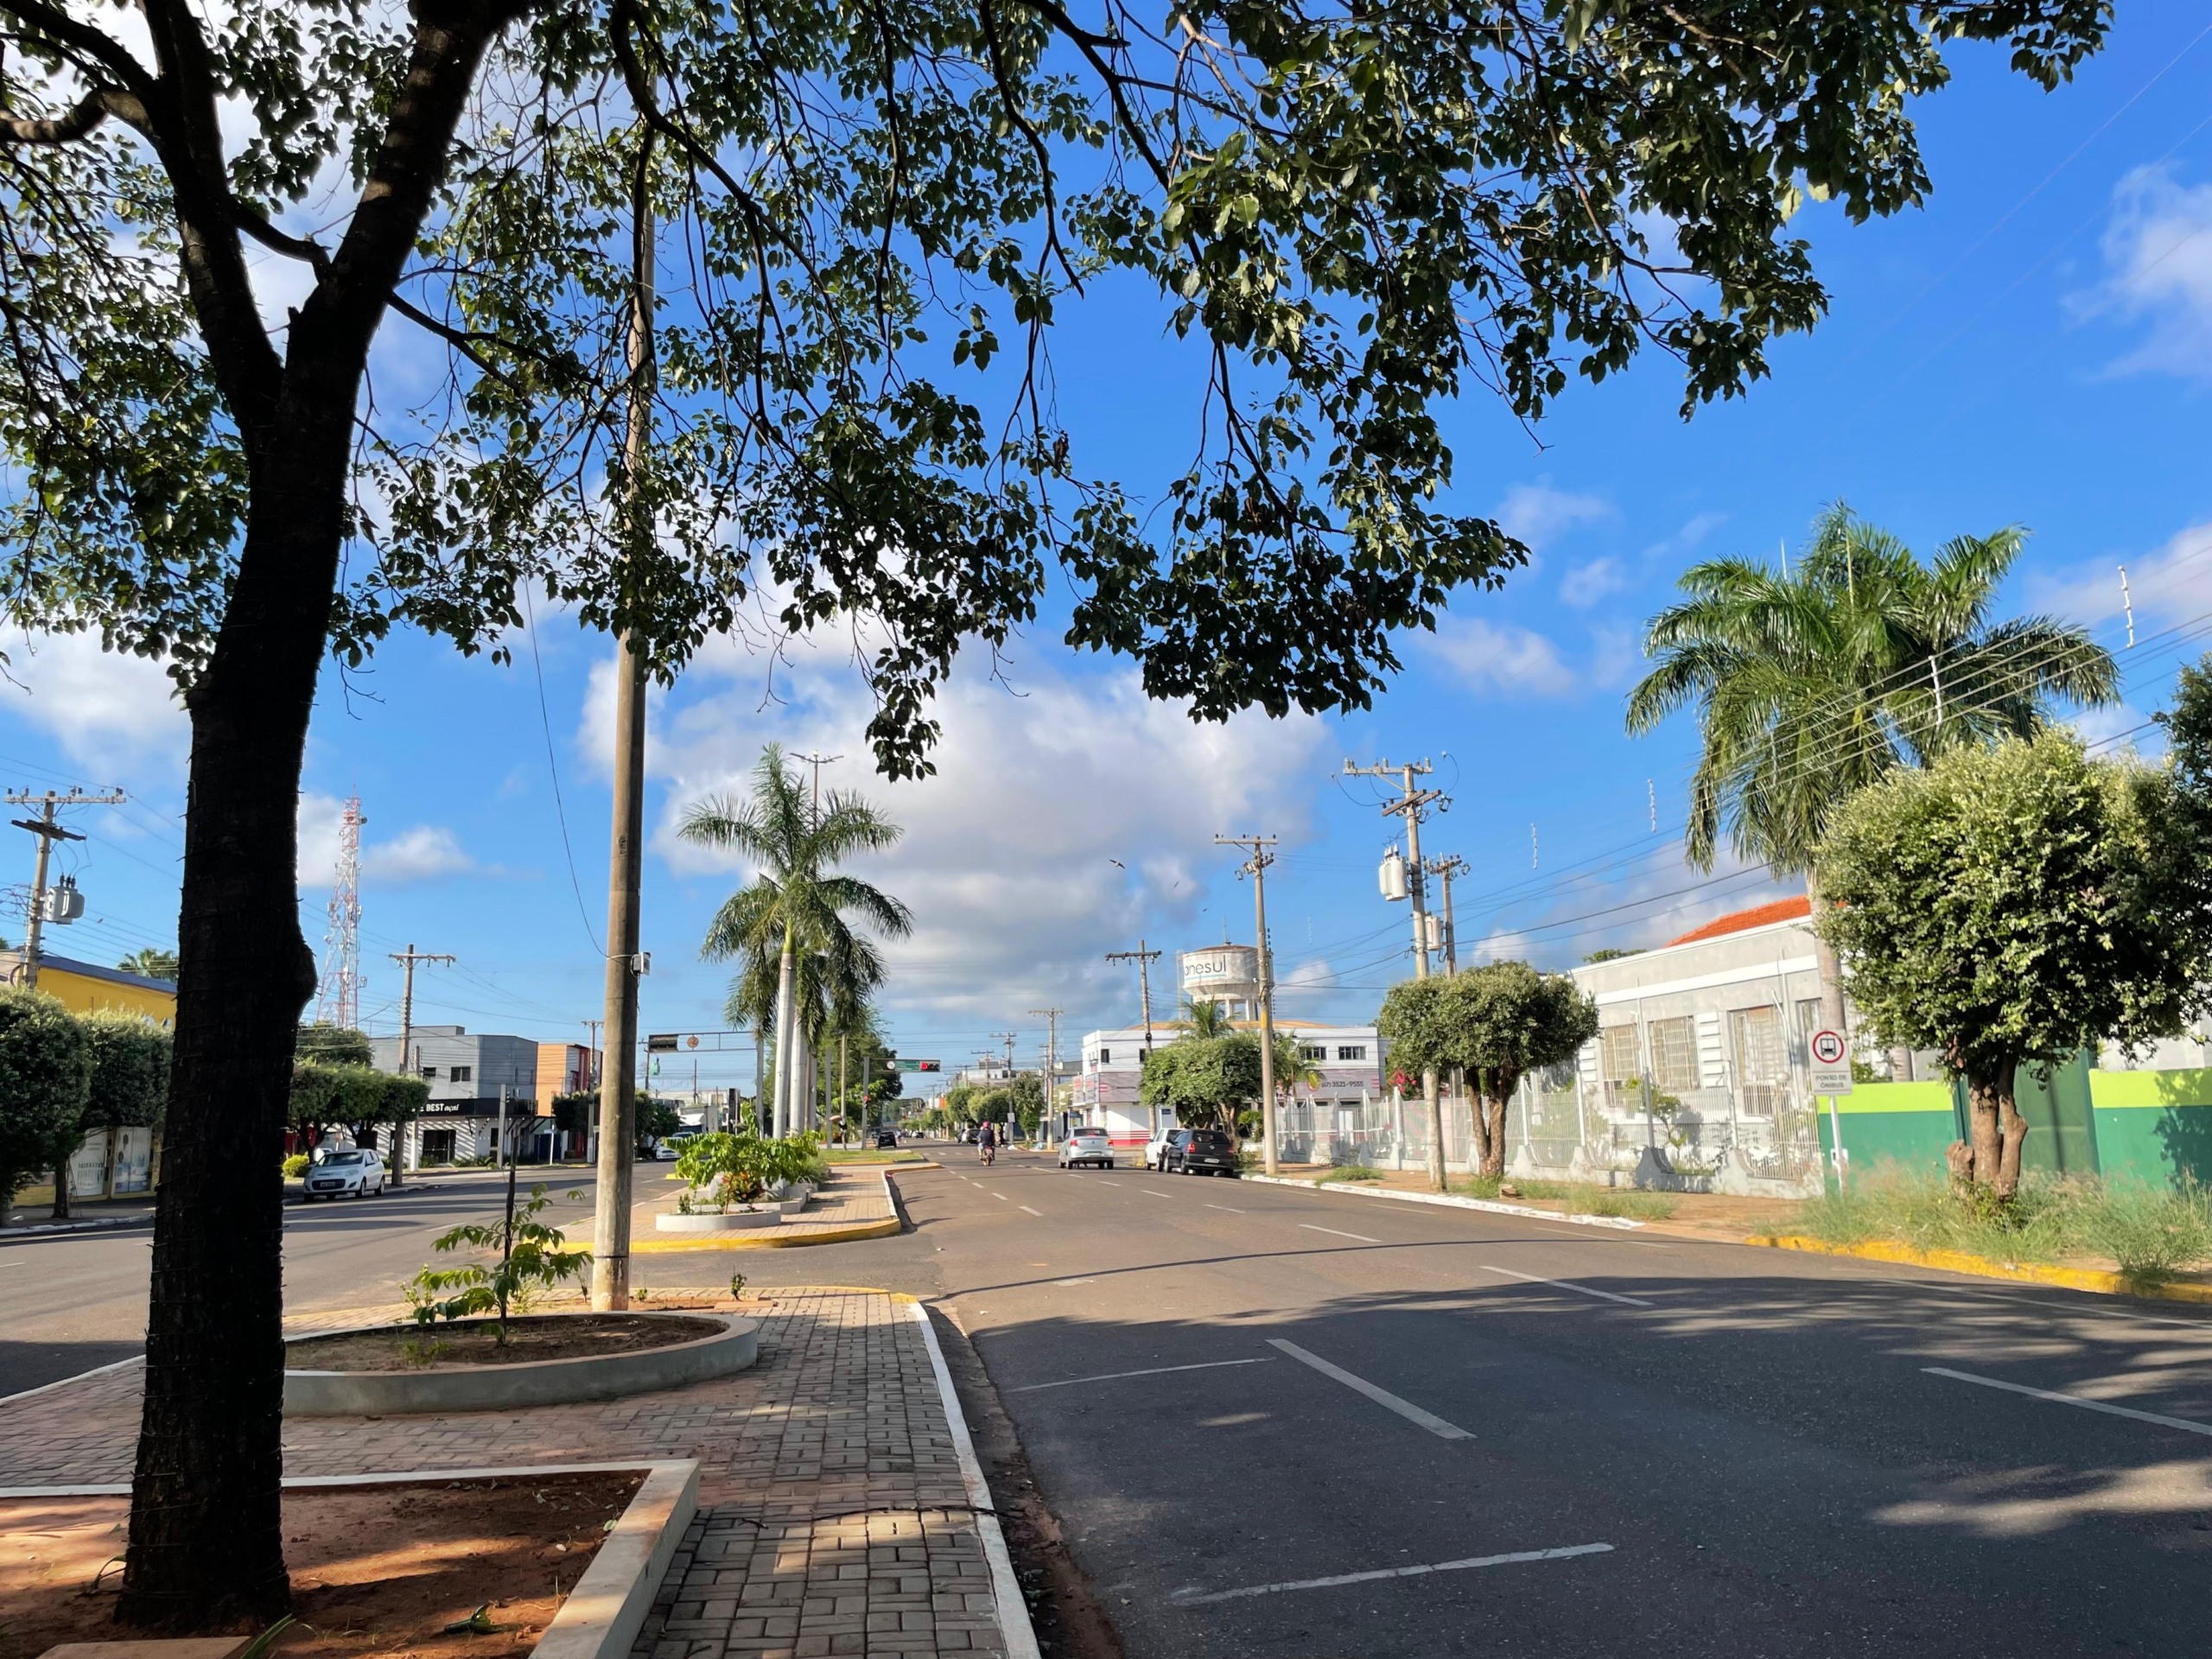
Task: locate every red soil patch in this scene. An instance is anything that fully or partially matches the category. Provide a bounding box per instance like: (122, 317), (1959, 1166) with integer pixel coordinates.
(0, 1470), (644, 1659)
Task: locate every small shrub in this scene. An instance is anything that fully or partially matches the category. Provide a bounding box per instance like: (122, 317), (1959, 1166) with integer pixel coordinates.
(1576, 1189), (1677, 1221)
(1318, 1164), (1382, 1185)
(282, 1153), (310, 1179)
(406, 1185), (590, 1341)
(728, 1271), (747, 1300)
(399, 1337), (447, 1368)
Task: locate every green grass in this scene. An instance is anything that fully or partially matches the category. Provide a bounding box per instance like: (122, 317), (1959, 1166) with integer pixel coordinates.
(1317, 1164), (1383, 1185)
(823, 1147), (925, 1164)
(1799, 1172), (2212, 1287)
(1456, 1173), (1677, 1221)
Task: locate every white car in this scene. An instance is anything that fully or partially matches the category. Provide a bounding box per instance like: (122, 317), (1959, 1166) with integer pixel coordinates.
(1142, 1128), (1176, 1170)
(1058, 1127), (1115, 1169)
(302, 1147), (386, 1200)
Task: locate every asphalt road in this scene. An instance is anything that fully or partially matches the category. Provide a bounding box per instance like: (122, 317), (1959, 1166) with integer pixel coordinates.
(721, 1150), (2212, 1658)
(15, 1149), (2212, 1655)
(0, 1166), (612, 1395)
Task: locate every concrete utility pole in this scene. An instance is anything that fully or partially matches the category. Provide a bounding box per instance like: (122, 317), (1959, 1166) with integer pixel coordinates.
(389, 943), (454, 1171)
(1345, 760), (1449, 1189)
(1215, 834), (1281, 1176)
(7, 789), (125, 988)
(1028, 1007), (1062, 1146)
(1426, 855), (1467, 976)
(594, 143), (657, 1314)
(1104, 941), (1160, 1058)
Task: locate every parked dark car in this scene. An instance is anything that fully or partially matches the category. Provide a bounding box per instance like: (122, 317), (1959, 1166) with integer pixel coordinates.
(874, 1128), (899, 1148)
(1164, 1128), (1238, 1177)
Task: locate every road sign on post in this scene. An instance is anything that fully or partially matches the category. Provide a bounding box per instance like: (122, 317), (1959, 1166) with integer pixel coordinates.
(894, 1059), (940, 1072)
(1809, 1029), (1853, 1096)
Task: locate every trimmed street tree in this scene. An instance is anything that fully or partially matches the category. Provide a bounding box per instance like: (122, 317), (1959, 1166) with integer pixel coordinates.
(0, 988), (92, 1224)
(1141, 1035), (1262, 1133)
(1376, 968), (1595, 1179)
(1457, 965), (1599, 1180)
(0, 0), (2113, 1626)
(1815, 728), (2212, 1198)
(80, 1012), (172, 1201)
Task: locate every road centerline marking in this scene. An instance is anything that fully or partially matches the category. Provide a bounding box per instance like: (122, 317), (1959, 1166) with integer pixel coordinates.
(1479, 1264), (1653, 1307)
(1205, 1203), (1246, 1213)
(1011, 1357), (1274, 1394)
(1140, 1187), (1173, 1198)
(1923, 1366), (2212, 1437)
(1267, 1338), (1471, 1440)
(1172, 1541), (1611, 1605)
(1019, 1205), (1043, 1216)
(992, 1192), (1008, 1201)
(1300, 1223), (1379, 1243)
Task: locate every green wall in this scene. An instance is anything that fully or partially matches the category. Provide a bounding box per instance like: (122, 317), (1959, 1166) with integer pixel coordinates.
(2088, 1067), (2212, 1188)
(1812, 1060), (2212, 1192)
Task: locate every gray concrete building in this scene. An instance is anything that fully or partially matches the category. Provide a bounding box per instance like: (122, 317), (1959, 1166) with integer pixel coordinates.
(370, 1025), (544, 1166)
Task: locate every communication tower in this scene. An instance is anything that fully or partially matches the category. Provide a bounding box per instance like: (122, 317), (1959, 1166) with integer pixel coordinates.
(315, 797), (365, 1029)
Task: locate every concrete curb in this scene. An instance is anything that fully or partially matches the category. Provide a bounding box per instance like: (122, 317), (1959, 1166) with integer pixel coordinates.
(1243, 1173), (1644, 1230)
(283, 1313), (759, 1416)
(0, 1458), (700, 1659)
(910, 1302), (1043, 1659)
(1745, 1233), (2212, 1304)
(633, 1168), (908, 1253)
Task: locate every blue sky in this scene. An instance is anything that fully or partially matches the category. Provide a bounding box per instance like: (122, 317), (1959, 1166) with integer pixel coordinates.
(7, 5), (2212, 1098)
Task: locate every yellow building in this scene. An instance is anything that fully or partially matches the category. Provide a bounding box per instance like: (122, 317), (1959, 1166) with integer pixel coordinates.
(9, 951), (177, 1027)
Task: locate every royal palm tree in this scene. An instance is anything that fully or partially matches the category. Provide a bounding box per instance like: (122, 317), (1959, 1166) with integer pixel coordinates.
(682, 745), (912, 1136)
(1628, 503), (2120, 1033)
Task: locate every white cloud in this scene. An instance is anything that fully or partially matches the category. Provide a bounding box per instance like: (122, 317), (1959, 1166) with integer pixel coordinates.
(2090, 166), (2212, 378)
(1421, 617), (1577, 698)
(644, 642), (1330, 1026)
(1497, 482), (1611, 554)
(1560, 556), (1629, 608)
(0, 633), (186, 774)
(2031, 518), (2212, 633)
(299, 792), (480, 887)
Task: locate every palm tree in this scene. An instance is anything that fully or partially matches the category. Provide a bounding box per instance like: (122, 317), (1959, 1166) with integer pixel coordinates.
(1180, 996), (1232, 1038)
(682, 745), (912, 1136)
(1628, 504), (2119, 1034)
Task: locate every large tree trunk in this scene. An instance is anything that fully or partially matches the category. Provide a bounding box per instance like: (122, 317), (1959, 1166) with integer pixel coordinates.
(118, 420), (339, 1628)
(51, 1135), (73, 1218)
(1961, 1066), (2029, 1198)
(1479, 1068), (1517, 1181)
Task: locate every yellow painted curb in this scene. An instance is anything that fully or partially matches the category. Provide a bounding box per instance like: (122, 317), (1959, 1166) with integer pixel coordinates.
(1745, 1234), (2212, 1305)
(632, 1214), (901, 1252)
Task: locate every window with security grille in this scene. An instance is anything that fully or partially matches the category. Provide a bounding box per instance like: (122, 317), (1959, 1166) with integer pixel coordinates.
(1729, 1006), (1788, 1116)
(1599, 1025), (1642, 1107)
(1649, 1016), (1699, 1096)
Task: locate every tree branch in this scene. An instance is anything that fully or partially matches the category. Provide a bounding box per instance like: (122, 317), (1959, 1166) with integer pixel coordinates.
(0, 0), (158, 106)
(0, 84), (145, 144)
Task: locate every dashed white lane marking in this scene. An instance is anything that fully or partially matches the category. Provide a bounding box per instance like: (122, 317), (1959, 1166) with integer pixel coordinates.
(1479, 1264), (1653, 1307)
(1923, 1366), (2212, 1437)
(1266, 1338), (1471, 1440)
(1019, 1205), (1043, 1217)
(1140, 1187), (1174, 1198)
(1205, 1203), (1246, 1213)
(992, 1192), (1009, 1201)
(1011, 1356), (1274, 1394)
(1299, 1223), (1378, 1244)
(1053, 1278), (1095, 1286)
(1172, 1542), (1612, 1605)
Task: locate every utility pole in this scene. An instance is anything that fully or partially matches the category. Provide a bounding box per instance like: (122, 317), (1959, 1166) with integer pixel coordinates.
(793, 752), (842, 823)
(389, 944), (454, 1173)
(1028, 1007), (1062, 1147)
(1345, 759), (1449, 1189)
(1104, 940), (1160, 1057)
(1426, 855), (1467, 976)
(1216, 834), (1281, 1176)
(594, 140), (656, 1314)
(7, 789), (125, 989)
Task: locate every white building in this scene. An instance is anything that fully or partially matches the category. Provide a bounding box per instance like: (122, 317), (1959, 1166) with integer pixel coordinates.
(1063, 1019), (1385, 1155)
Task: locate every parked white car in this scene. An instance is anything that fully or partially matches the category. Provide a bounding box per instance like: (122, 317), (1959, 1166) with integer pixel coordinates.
(1143, 1128), (1176, 1170)
(302, 1147), (386, 1200)
(1058, 1127), (1115, 1169)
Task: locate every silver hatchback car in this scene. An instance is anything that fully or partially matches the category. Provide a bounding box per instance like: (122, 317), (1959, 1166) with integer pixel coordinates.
(1058, 1128), (1114, 1169)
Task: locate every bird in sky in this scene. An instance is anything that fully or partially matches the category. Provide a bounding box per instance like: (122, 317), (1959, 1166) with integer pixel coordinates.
(1108, 858), (1125, 869)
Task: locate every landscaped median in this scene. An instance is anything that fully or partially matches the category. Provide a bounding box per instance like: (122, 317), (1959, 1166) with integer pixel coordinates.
(631, 1164), (918, 1251)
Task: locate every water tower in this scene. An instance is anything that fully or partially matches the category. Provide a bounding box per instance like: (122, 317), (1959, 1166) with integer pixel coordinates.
(1178, 943), (1262, 1021)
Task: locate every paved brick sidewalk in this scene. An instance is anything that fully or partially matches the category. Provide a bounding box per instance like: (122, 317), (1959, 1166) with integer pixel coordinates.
(0, 1288), (1013, 1659)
